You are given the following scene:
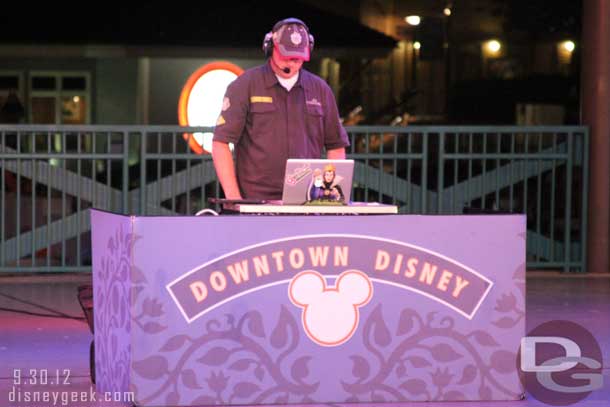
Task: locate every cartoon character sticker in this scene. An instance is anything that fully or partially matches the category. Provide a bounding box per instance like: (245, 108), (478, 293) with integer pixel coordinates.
(306, 164), (344, 202)
(286, 164), (312, 186)
(308, 168), (325, 200)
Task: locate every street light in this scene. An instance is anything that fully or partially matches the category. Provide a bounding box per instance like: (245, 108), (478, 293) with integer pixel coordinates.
(557, 40), (575, 68)
(562, 40), (575, 53)
(484, 39), (501, 55)
(405, 15), (421, 26)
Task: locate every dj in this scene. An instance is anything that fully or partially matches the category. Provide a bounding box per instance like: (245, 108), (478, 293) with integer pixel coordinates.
(212, 17), (350, 200)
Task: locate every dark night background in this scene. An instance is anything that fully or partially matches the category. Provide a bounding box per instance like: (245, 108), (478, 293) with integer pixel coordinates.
(1, 0), (584, 125)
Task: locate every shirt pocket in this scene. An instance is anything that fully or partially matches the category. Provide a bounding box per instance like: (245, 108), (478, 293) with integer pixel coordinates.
(306, 104), (323, 117)
(305, 104), (324, 145)
(249, 102), (277, 138)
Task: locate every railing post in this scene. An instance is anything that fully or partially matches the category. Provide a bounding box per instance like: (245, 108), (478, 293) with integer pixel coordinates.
(564, 133), (573, 272)
(581, 130), (589, 273)
(1, 131), (4, 267)
(140, 130), (147, 215)
(122, 131), (129, 213)
(422, 131), (428, 214)
(437, 132), (444, 214)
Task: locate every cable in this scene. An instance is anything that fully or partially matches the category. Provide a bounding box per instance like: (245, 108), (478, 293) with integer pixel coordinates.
(196, 208), (219, 216)
(0, 307), (85, 321)
(0, 291), (87, 321)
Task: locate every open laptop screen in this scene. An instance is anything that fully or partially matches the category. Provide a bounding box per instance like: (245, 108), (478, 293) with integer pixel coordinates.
(281, 159), (354, 205)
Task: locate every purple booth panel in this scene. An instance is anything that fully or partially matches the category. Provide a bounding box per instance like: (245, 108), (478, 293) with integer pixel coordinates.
(91, 210), (133, 396)
(91, 211), (526, 406)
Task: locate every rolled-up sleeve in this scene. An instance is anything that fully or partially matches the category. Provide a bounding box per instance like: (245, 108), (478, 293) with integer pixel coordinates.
(213, 77), (249, 144)
(322, 84), (350, 150)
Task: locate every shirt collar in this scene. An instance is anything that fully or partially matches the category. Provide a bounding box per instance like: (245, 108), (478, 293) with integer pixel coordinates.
(263, 61), (306, 90)
(263, 62), (278, 88)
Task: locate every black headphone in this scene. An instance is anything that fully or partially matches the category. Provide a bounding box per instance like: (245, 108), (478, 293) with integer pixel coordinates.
(262, 18), (315, 58)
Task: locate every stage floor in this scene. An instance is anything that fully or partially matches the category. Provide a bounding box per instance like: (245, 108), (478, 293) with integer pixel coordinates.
(1, 273), (608, 407)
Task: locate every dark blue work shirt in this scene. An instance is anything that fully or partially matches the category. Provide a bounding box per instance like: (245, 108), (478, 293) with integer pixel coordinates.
(213, 62), (350, 199)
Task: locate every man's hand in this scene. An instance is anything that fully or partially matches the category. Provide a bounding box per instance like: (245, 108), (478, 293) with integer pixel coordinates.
(212, 141), (242, 199)
(327, 147), (346, 160)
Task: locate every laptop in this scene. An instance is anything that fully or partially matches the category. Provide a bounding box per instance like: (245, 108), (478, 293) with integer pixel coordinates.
(281, 159), (354, 205)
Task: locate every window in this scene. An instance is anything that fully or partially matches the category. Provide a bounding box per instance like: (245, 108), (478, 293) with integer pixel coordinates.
(0, 71), (25, 123)
(29, 71), (91, 124)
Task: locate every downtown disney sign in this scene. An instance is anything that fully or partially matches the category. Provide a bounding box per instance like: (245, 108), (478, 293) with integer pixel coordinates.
(167, 235), (493, 347)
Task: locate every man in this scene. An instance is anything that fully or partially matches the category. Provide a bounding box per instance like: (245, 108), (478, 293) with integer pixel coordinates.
(212, 18), (350, 200)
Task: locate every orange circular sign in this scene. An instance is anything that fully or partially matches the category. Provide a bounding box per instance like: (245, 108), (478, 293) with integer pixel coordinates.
(178, 61), (244, 154)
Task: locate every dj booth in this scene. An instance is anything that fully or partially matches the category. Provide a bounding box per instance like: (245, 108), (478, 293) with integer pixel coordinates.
(91, 205), (525, 406)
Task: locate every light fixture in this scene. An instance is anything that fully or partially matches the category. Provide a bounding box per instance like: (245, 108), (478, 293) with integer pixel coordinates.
(443, 7), (452, 16)
(557, 40), (575, 65)
(405, 15), (421, 26)
(485, 39), (501, 54)
(72, 96), (80, 103)
(413, 41), (421, 50)
(562, 40), (575, 53)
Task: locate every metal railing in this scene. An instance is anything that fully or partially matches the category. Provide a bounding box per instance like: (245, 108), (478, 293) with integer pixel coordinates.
(0, 125), (588, 272)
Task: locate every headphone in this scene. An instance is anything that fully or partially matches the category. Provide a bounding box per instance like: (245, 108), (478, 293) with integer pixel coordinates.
(262, 18), (315, 58)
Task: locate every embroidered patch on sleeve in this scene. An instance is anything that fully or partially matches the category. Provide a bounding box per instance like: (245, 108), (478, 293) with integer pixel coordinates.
(216, 115), (226, 126)
(222, 97), (230, 111)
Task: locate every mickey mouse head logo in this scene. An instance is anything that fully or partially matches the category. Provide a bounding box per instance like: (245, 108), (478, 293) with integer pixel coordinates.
(289, 270), (373, 346)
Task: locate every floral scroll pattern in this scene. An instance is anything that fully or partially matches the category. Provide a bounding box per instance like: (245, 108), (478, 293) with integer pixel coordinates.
(131, 294), (318, 405)
(342, 262), (526, 402)
(95, 226), (134, 393)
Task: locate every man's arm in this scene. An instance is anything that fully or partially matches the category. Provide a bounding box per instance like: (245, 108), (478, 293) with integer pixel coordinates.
(327, 147), (346, 160)
(212, 141), (242, 199)
(321, 80), (350, 156)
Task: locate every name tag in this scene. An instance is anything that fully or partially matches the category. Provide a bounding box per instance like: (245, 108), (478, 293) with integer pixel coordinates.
(250, 96), (273, 103)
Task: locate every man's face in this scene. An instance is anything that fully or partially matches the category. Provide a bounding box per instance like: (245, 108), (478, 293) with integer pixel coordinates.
(271, 48), (304, 78)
